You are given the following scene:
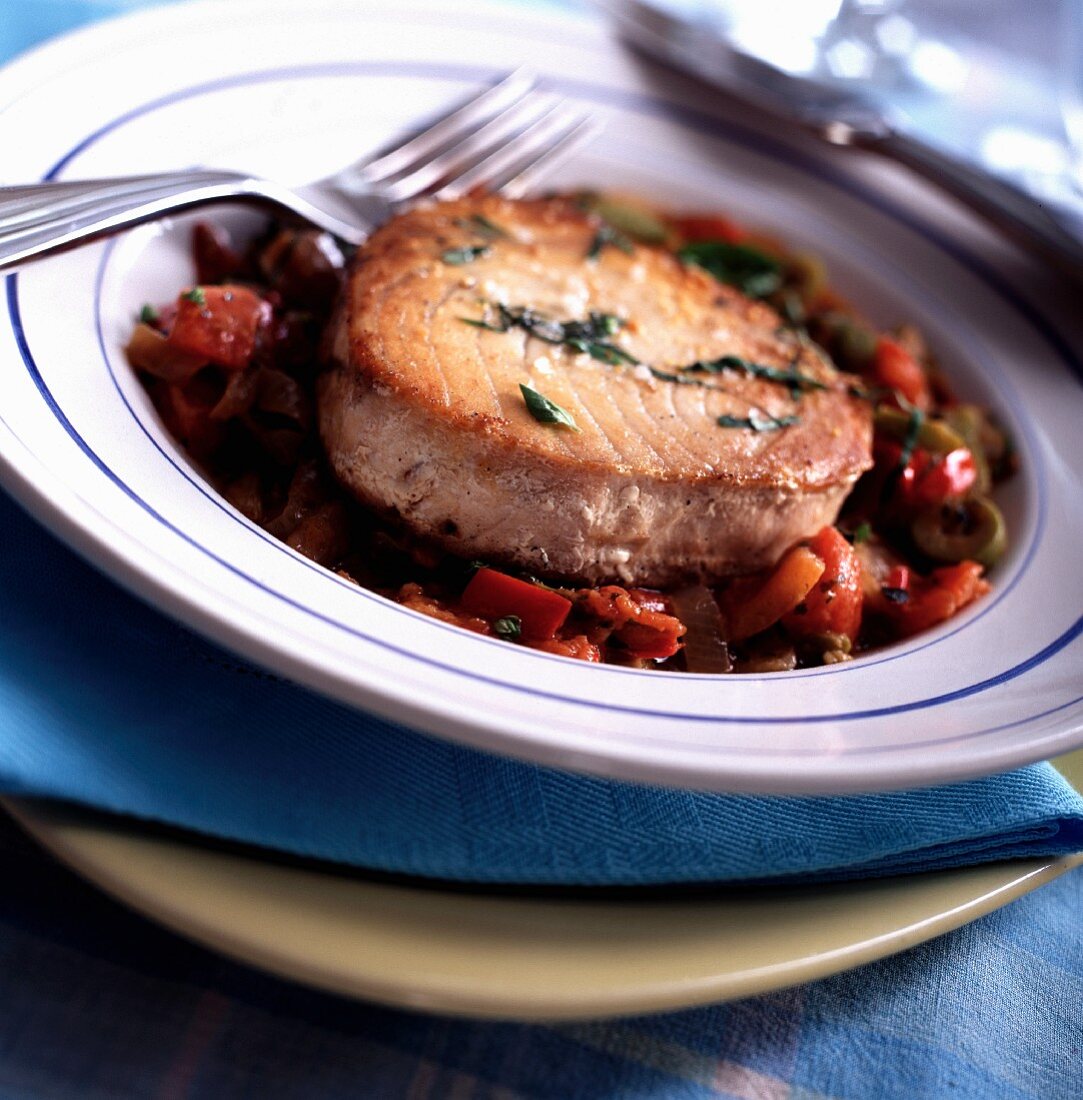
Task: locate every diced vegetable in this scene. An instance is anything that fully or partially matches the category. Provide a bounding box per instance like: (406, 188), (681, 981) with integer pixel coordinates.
(909, 448), (978, 505)
(721, 544), (826, 641)
(785, 252), (827, 306)
(126, 322), (205, 382)
(167, 285), (270, 370)
(461, 568), (572, 641)
(873, 407), (964, 455)
(527, 635), (602, 662)
(879, 561), (989, 637)
(670, 214), (747, 245)
(872, 336), (932, 409)
(157, 376), (226, 460)
(911, 497), (1007, 567)
(574, 586), (685, 659)
(579, 194), (670, 243)
(668, 585), (731, 673)
(192, 221), (243, 284)
(782, 527), (864, 641)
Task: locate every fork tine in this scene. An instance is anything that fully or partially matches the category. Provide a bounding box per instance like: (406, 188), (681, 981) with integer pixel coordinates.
(355, 69), (536, 185)
(435, 112), (599, 202)
(378, 92), (560, 205)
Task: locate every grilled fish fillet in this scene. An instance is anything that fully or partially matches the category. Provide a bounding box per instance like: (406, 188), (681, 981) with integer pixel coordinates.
(319, 195), (872, 586)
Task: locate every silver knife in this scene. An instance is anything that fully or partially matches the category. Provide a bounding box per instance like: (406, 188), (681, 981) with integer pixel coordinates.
(594, 0), (1083, 279)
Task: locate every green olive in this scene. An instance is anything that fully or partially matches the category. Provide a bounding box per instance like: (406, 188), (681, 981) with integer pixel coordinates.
(874, 407), (965, 454)
(911, 497), (1007, 567)
(833, 319), (878, 372)
(943, 405), (993, 493)
(584, 196), (670, 244)
(786, 252), (827, 305)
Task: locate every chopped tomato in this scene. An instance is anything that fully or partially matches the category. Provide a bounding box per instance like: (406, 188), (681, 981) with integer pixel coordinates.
(877, 561), (988, 637)
(873, 442), (977, 510)
(167, 285), (270, 370)
(872, 336), (932, 409)
(461, 568), (572, 641)
(911, 448), (978, 505)
(884, 564), (911, 591)
(782, 527), (864, 641)
(527, 635), (602, 662)
(671, 214), (747, 245)
(574, 586), (685, 659)
(397, 583), (492, 636)
(721, 544), (826, 641)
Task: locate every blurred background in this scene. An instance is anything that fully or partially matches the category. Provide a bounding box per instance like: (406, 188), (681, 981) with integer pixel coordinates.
(5, 0), (1074, 204)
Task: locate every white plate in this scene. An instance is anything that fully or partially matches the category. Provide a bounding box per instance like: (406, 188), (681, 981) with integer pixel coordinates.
(0, 0), (1081, 794)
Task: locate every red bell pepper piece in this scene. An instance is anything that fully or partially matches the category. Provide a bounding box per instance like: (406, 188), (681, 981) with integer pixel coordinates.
(911, 448), (978, 505)
(167, 285), (270, 370)
(671, 214), (748, 245)
(883, 561), (988, 637)
(872, 336), (932, 409)
(782, 527), (864, 641)
(461, 568), (572, 641)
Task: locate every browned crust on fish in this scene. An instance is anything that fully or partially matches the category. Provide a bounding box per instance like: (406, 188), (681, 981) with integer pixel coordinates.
(318, 194), (872, 585)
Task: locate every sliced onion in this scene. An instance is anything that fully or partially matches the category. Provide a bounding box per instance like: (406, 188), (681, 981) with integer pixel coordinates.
(126, 322), (205, 382)
(668, 585), (732, 674)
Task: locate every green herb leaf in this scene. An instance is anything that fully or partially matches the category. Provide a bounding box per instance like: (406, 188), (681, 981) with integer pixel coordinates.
(897, 403), (925, 470)
(442, 245), (491, 265)
(455, 214), (507, 239)
(852, 521), (872, 544)
(139, 304), (159, 325)
(587, 224), (634, 261)
(680, 354), (826, 394)
(181, 286), (206, 306)
(461, 304), (637, 367)
(716, 411), (799, 432)
(520, 383), (580, 432)
(678, 241), (783, 299)
(492, 615), (522, 639)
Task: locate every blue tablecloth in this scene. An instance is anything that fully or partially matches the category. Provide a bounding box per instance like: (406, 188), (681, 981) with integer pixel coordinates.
(0, 3), (1080, 1097)
(1, 808), (1079, 1099)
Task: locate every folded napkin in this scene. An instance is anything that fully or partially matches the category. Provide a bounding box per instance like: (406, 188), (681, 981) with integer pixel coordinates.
(0, 490), (1080, 885)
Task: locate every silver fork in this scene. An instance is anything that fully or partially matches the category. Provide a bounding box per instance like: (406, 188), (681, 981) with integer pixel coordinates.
(0, 71), (596, 274)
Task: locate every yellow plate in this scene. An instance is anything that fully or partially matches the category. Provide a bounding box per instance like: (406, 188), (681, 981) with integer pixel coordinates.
(6, 750), (1081, 1021)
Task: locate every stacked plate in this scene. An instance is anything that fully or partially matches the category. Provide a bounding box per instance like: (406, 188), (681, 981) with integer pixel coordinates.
(1, 0), (1081, 1018)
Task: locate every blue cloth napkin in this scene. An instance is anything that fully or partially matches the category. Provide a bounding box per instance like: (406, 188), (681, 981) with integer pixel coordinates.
(0, 488), (1080, 886)
(2, 0), (1081, 888)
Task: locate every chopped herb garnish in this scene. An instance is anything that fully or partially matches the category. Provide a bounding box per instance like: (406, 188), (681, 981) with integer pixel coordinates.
(678, 241), (783, 299)
(181, 286), (206, 306)
(897, 403), (925, 471)
(139, 304), (159, 325)
(881, 586), (910, 605)
(454, 214), (507, 239)
(678, 354), (826, 395)
(520, 383), (580, 432)
(462, 303), (636, 367)
(852, 521), (872, 544)
(587, 224), (634, 261)
(492, 615), (522, 639)
(717, 411), (799, 432)
(442, 245), (491, 265)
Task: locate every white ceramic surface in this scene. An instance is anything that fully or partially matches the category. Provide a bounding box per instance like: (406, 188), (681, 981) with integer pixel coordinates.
(0, 0), (1080, 793)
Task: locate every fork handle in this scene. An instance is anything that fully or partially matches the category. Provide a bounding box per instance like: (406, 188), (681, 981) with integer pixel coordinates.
(0, 170), (262, 274)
